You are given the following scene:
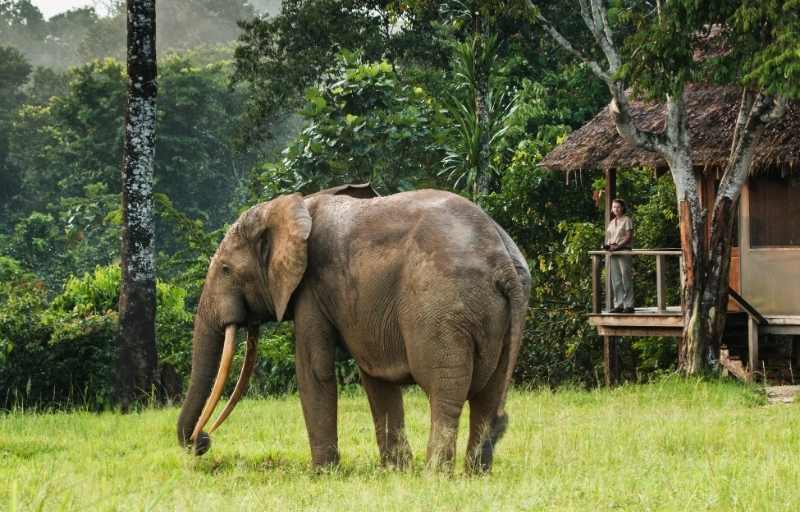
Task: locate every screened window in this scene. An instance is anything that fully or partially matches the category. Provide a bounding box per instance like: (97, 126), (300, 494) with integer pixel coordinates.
(749, 174), (800, 247)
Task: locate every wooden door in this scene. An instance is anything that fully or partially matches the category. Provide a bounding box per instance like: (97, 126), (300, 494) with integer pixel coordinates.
(728, 246), (741, 311)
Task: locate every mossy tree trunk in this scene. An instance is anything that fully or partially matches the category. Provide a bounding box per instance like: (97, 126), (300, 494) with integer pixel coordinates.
(118, 0), (158, 410)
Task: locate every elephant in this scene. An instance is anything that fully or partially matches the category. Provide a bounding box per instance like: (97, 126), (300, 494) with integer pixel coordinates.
(176, 184), (531, 473)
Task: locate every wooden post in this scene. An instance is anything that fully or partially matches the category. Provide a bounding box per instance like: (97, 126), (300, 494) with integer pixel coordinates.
(602, 171), (619, 385)
(604, 169), (616, 226)
(604, 336), (619, 386)
(591, 254), (600, 314)
(678, 255), (684, 312)
(793, 336), (800, 381)
(605, 253), (613, 312)
(604, 169), (616, 312)
(747, 316), (759, 383)
(656, 254), (666, 312)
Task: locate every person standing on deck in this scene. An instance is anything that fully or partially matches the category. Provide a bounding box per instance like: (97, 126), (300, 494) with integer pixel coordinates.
(604, 198), (634, 313)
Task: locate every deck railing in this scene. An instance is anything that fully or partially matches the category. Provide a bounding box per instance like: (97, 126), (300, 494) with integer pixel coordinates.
(588, 249), (683, 314)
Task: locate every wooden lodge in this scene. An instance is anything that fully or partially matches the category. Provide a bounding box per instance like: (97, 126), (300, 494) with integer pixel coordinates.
(540, 84), (800, 384)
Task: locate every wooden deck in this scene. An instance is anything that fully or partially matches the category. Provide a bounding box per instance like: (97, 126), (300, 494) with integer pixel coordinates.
(587, 248), (800, 384)
(589, 307), (683, 337)
(763, 316), (800, 335)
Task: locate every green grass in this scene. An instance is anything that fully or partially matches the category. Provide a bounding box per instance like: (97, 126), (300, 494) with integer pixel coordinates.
(2, 377), (799, 511)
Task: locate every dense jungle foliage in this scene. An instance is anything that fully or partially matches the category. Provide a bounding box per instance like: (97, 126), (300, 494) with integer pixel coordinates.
(0, 0), (681, 409)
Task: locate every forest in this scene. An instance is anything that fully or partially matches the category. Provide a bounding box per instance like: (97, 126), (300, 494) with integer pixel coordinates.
(0, 0), (795, 410)
(3, 0), (800, 509)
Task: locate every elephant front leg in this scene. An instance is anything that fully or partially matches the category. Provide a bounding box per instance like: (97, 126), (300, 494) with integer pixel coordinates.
(359, 370), (412, 468)
(295, 314), (339, 468)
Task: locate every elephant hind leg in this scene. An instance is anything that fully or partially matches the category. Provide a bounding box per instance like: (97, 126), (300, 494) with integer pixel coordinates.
(403, 310), (474, 472)
(424, 357), (472, 471)
(360, 370), (412, 468)
(426, 393), (468, 472)
(465, 345), (510, 474)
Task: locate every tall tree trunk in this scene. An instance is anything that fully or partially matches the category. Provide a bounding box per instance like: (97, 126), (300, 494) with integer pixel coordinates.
(676, 193), (706, 373)
(659, 126), (710, 375)
(666, 103), (740, 375)
(676, 90), (780, 374)
(679, 191), (739, 373)
(118, 0), (158, 411)
(474, 37), (491, 197)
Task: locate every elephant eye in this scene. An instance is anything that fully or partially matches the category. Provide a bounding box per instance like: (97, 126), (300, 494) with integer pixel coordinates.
(221, 264), (232, 275)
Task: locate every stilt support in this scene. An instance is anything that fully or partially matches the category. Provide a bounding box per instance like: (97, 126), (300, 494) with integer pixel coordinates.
(603, 335), (619, 387)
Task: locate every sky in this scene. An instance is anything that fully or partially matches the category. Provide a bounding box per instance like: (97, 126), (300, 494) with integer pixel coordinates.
(31, 1), (277, 19)
(32, 1), (98, 19)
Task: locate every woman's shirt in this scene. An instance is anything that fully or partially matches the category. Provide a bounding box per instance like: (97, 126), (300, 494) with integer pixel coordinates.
(606, 215), (633, 249)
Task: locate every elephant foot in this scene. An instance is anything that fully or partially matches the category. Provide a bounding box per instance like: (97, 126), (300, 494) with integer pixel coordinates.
(425, 423), (458, 473)
(381, 440), (412, 470)
(311, 443), (340, 470)
(465, 451), (493, 475)
(465, 412), (507, 474)
(193, 431), (211, 456)
(381, 454), (412, 470)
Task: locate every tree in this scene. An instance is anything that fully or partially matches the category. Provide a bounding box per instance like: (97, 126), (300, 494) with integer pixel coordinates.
(234, 0), (547, 192)
(265, 54), (448, 196)
(0, 0), (255, 69)
(0, 1), (45, 50)
(0, 1), (97, 69)
(118, 0), (158, 409)
(441, 35), (513, 198)
(8, 61), (127, 216)
(154, 54), (259, 223)
(532, 0), (798, 373)
(233, 0), (451, 141)
(436, 1), (530, 198)
(0, 45), (30, 221)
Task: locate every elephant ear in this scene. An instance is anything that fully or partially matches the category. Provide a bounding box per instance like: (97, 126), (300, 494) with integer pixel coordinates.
(244, 193), (312, 322)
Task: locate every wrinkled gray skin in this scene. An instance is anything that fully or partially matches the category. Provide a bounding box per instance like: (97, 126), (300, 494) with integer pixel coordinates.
(177, 185), (531, 472)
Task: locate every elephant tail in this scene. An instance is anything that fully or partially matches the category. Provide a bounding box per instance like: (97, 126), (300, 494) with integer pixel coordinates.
(493, 222), (531, 422)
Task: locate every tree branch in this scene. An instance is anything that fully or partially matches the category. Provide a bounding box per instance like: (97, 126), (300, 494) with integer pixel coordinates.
(607, 89), (667, 153)
(729, 88), (756, 158)
(716, 92), (787, 206)
(533, 5), (611, 83)
(577, 0), (598, 38)
(663, 93), (689, 148)
(532, 1), (670, 154)
(589, 0), (620, 72)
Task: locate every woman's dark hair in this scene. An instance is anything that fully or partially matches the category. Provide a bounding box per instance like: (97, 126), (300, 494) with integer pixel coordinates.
(612, 198), (626, 214)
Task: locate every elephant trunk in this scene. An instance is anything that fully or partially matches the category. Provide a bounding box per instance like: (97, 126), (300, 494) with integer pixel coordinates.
(177, 317), (230, 455)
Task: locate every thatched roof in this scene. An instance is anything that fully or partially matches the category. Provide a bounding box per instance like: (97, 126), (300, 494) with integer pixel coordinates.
(539, 84), (800, 174)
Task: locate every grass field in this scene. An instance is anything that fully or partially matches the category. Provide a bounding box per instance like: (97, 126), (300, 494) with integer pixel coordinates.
(2, 377), (799, 511)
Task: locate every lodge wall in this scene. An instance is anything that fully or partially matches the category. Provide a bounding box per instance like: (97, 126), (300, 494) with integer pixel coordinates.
(739, 173), (800, 316)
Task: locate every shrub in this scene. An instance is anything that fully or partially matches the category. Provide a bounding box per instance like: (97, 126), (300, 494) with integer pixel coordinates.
(249, 323), (297, 396)
(0, 261), (324, 409)
(0, 264), (195, 409)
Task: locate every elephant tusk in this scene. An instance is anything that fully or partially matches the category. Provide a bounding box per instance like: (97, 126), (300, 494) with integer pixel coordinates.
(190, 324), (237, 442)
(209, 325), (259, 434)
